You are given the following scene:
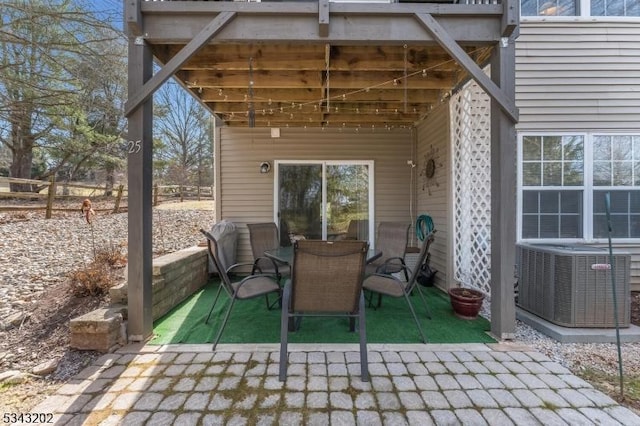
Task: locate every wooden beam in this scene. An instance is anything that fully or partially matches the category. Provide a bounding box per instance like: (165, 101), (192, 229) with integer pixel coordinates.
(124, 11), (237, 117)
(141, 1), (502, 17)
(319, 0), (329, 38)
(158, 44), (476, 72)
(184, 70), (455, 90)
(203, 88), (322, 103)
(211, 102), (430, 114)
(142, 13), (502, 45)
(414, 13), (518, 123)
(125, 0), (142, 36)
(201, 87), (440, 104)
(502, 0), (520, 38)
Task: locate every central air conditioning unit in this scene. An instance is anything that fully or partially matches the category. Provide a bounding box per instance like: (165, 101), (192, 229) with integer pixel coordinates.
(516, 243), (630, 328)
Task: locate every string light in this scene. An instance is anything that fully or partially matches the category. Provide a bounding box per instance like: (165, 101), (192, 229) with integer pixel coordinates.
(208, 45), (492, 128)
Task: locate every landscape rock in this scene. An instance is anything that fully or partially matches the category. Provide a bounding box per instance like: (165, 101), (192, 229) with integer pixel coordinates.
(2, 311), (29, 330)
(32, 359), (59, 376)
(0, 370), (24, 383)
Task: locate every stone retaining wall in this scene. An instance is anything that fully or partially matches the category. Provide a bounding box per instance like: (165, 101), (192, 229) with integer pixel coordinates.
(150, 246), (209, 320)
(70, 246), (209, 352)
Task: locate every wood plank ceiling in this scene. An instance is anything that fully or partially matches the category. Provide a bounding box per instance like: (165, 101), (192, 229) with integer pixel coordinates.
(151, 42), (493, 128)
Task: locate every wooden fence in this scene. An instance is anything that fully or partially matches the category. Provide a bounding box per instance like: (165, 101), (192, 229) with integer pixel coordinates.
(0, 177), (213, 219)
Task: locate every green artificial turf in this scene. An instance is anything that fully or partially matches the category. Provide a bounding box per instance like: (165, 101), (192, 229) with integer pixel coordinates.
(150, 280), (495, 345)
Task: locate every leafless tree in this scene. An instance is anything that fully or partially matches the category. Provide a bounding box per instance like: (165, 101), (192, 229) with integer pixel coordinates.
(154, 81), (213, 201)
(0, 0), (124, 192)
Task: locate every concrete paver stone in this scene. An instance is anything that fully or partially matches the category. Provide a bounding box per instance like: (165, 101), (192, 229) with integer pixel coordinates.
(20, 343), (640, 426)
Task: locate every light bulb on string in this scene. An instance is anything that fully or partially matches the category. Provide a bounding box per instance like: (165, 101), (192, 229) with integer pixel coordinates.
(422, 69), (427, 78)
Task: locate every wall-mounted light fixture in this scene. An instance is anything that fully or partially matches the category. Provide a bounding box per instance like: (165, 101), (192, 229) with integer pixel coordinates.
(260, 161), (271, 174)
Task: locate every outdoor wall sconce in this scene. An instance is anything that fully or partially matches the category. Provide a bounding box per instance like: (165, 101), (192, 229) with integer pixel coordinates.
(260, 162), (271, 174)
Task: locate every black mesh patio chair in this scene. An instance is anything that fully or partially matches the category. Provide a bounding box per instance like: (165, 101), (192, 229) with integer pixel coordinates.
(363, 230), (436, 343)
(279, 240), (369, 382)
(200, 229), (281, 350)
(365, 222), (410, 281)
(247, 222), (291, 282)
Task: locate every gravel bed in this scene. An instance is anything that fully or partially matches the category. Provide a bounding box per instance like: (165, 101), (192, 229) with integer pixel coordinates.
(480, 298), (640, 380)
(0, 208), (214, 327)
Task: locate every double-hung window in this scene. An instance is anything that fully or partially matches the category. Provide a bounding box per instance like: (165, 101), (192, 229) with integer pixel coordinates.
(519, 134), (640, 241)
(521, 0), (640, 16)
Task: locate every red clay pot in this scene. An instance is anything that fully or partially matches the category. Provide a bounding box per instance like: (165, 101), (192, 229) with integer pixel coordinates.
(448, 287), (485, 320)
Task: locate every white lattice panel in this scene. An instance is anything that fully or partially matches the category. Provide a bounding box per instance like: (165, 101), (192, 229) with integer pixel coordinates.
(450, 81), (492, 296)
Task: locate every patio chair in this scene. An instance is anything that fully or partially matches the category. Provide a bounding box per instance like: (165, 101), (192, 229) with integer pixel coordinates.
(200, 229), (281, 351)
(362, 230), (436, 343)
(345, 219), (369, 240)
(279, 240), (370, 382)
(365, 222), (410, 280)
(247, 222), (291, 282)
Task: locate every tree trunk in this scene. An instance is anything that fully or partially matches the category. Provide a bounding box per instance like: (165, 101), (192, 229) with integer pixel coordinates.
(8, 105), (35, 193)
(9, 146), (34, 193)
(104, 164), (115, 196)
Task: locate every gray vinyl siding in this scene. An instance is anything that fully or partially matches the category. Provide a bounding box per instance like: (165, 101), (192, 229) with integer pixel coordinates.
(515, 21), (640, 290)
(218, 127), (413, 267)
(415, 103), (451, 290)
(516, 21), (640, 131)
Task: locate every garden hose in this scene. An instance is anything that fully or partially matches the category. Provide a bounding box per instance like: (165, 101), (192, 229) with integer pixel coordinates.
(415, 215), (434, 241)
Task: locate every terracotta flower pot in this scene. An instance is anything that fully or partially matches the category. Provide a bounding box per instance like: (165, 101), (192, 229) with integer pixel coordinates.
(448, 287), (485, 320)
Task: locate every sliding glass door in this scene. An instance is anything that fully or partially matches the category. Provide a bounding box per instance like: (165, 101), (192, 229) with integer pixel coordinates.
(276, 161), (374, 244)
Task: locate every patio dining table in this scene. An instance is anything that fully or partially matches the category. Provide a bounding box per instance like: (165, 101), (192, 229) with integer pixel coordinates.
(264, 245), (382, 265)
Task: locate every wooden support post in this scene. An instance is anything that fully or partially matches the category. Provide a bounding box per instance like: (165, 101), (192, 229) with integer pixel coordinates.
(126, 31), (154, 343)
(113, 184), (124, 213)
(489, 36), (517, 340)
(45, 176), (55, 219)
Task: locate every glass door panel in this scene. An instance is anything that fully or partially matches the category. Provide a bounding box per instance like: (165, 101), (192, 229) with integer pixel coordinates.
(277, 161), (373, 244)
(278, 163), (322, 243)
(326, 164), (370, 241)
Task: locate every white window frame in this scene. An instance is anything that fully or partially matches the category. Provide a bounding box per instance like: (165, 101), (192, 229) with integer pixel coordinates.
(520, 0), (640, 21)
(273, 159), (376, 246)
(517, 132), (640, 244)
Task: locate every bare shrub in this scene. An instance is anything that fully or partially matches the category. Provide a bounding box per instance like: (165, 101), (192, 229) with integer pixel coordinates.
(68, 245), (127, 297)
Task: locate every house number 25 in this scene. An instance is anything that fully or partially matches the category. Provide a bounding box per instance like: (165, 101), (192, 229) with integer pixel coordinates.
(127, 140), (142, 154)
